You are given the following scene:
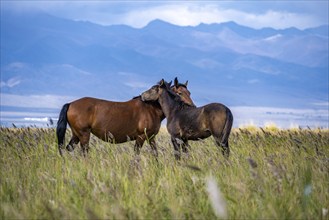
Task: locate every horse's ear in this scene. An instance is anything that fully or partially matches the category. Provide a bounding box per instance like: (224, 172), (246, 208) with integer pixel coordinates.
(174, 77), (178, 87)
(168, 80), (172, 87)
(159, 79), (165, 86)
(185, 80), (188, 87)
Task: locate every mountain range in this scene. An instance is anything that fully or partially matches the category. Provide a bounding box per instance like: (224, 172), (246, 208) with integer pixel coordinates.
(1, 10), (328, 127)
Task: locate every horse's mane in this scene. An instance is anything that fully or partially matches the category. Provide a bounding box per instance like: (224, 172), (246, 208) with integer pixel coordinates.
(170, 83), (187, 89)
(140, 80), (194, 109)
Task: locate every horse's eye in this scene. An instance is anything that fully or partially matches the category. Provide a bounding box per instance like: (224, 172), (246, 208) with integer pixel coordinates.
(178, 92), (182, 96)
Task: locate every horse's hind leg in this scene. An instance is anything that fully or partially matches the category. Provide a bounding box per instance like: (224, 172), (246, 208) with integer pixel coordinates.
(149, 138), (158, 158)
(171, 136), (181, 160)
(66, 135), (79, 152)
(214, 136), (230, 158)
(221, 142), (230, 158)
(79, 130), (91, 157)
(134, 137), (145, 155)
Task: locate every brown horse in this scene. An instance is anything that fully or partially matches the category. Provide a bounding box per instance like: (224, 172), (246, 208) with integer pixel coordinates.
(141, 79), (233, 160)
(56, 78), (194, 157)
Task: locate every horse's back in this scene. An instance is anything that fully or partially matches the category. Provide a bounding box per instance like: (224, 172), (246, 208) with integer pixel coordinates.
(69, 97), (137, 113)
(65, 98), (96, 132)
(202, 103), (232, 132)
(68, 96), (136, 126)
(201, 103), (230, 120)
(181, 103), (228, 119)
(70, 97), (119, 108)
(203, 103), (228, 113)
(67, 97), (163, 142)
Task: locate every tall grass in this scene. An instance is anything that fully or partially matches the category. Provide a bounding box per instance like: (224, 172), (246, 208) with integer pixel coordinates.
(0, 127), (328, 219)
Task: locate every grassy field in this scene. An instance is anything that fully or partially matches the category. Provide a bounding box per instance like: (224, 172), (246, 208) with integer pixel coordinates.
(0, 126), (328, 219)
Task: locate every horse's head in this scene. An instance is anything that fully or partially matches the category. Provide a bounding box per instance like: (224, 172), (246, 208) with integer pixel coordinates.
(141, 79), (171, 102)
(171, 77), (195, 107)
(141, 78), (195, 107)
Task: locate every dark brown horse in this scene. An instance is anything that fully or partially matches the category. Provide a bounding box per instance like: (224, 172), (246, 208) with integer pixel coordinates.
(56, 78), (195, 157)
(141, 79), (233, 160)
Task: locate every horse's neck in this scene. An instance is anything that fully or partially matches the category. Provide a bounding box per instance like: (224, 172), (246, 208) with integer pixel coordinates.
(139, 99), (165, 120)
(152, 102), (166, 120)
(159, 90), (179, 119)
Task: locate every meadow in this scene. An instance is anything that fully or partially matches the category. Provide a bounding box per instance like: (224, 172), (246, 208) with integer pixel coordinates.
(0, 126), (328, 219)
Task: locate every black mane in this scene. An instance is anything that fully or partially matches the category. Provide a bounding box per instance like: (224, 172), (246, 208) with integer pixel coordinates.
(170, 83), (187, 89)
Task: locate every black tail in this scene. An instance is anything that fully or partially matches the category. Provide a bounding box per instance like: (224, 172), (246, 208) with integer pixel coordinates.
(56, 103), (70, 156)
(221, 107), (233, 145)
(221, 107), (233, 157)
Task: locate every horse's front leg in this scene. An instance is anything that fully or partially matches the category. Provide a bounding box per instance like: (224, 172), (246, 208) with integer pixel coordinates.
(182, 139), (190, 153)
(134, 136), (145, 155)
(149, 137), (159, 158)
(171, 136), (181, 160)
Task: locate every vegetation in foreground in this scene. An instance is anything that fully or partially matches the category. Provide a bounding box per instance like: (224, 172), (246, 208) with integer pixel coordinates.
(0, 127), (328, 219)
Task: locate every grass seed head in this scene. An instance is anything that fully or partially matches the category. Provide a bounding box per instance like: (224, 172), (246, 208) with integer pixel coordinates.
(206, 175), (227, 219)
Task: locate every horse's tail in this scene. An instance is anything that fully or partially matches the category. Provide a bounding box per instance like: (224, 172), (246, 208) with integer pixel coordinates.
(221, 107), (233, 146)
(56, 103), (70, 156)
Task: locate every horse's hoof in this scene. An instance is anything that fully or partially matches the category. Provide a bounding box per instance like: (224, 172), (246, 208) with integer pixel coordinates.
(174, 152), (181, 160)
(66, 144), (74, 152)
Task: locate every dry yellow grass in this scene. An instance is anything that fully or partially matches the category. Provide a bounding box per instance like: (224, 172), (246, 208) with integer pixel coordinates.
(1, 127), (328, 219)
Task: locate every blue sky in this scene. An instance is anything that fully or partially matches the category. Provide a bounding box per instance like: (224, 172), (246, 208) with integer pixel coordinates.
(1, 1), (328, 128)
(2, 1), (328, 29)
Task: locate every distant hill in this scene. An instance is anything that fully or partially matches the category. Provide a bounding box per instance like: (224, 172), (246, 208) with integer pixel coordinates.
(1, 10), (328, 109)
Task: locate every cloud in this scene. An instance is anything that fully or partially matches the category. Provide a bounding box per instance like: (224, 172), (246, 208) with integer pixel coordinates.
(312, 102), (329, 107)
(5, 62), (29, 70)
(121, 4), (220, 28)
(231, 106), (329, 128)
(116, 4), (326, 29)
(0, 77), (21, 88)
(0, 93), (77, 109)
(2, 1), (328, 29)
(242, 10), (320, 29)
(247, 79), (260, 84)
(1, 111), (57, 118)
(47, 64), (92, 76)
(118, 72), (153, 90)
(0, 111), (58, 127)
(124, 81), (150, 89)
(264, 34), (283, 42)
